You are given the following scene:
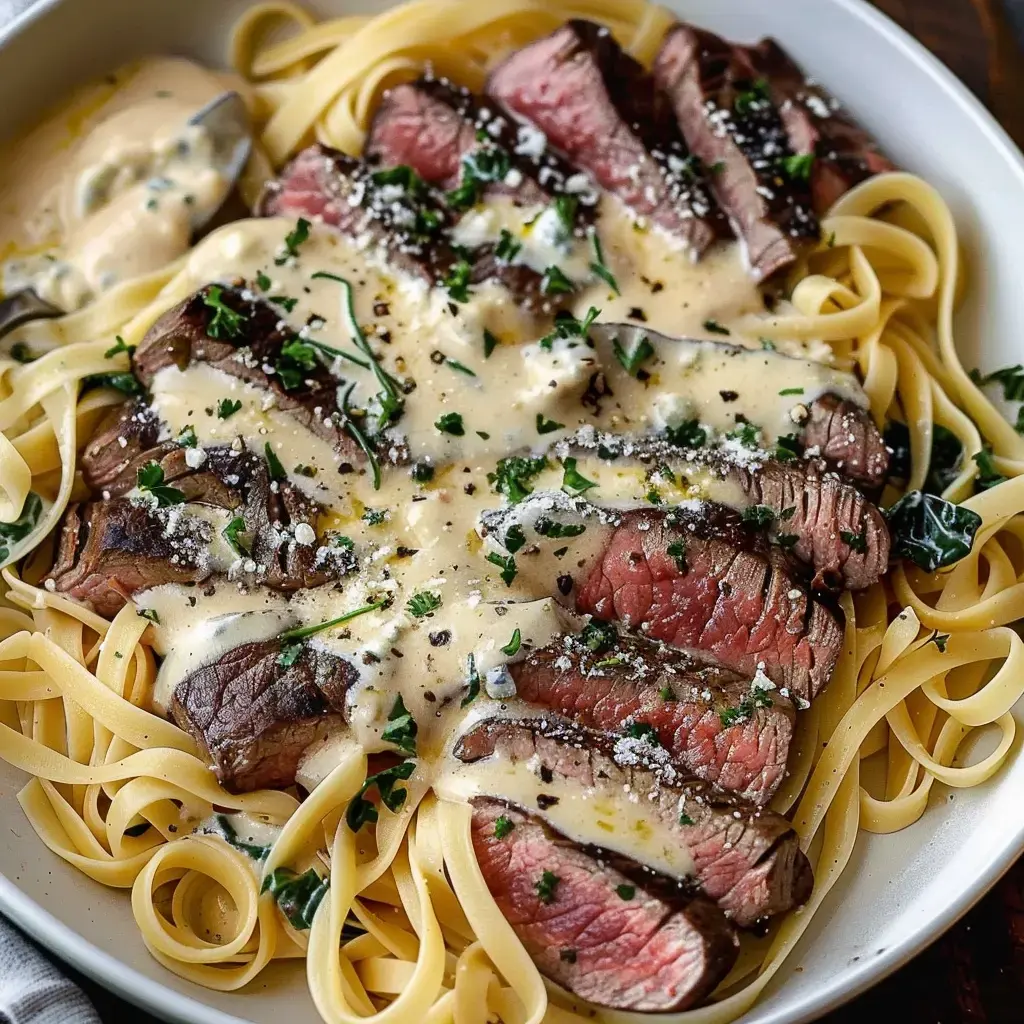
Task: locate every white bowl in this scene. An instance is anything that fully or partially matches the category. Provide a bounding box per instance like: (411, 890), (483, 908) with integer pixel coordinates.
(1, 1), (1023, 1022)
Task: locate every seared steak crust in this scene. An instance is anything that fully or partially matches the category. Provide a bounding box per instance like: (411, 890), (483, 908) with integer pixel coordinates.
(45, 500), (212, 616)
(133, 286), (367, 465)
(458, 718), (813, 927)
(802, 392), (890, 490)
(81, 400), (163, 496)
(260, 144), (557, 312)
(510, 632), (794, 805)
(470, 796), (739, 1011)
(654, 24), (818, 279)
(487, 19), (722, 255)
(170, 637), (357, 792)
(575, 506), (843, 702)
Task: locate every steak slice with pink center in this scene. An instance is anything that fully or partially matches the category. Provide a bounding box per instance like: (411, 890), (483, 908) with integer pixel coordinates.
(469, 796), (738, 1011)
(509, 631), (794, 805)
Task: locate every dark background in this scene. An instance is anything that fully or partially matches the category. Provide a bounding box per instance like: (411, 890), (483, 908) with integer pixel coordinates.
(12, 0), (1024, 1021)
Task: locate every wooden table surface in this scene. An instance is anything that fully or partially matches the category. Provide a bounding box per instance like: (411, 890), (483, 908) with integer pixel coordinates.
(45, 2), (1024, 1022)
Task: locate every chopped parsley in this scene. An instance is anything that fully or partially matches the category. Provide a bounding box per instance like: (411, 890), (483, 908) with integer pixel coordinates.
(82, 372), (143, 396)
(626, 722), (660, 745)
(435, 412), (465, 436)
(372, 164), (428, 195)
(541, 265), (573, 295)
(461, 653), (481, 707)
(728, 421), (762, 448)
(203, 285), (247, 340)
(380, 694), (418, 755)
(222, 516), (251, 557)
(589, 230), (620, 294)
(362, 507), (388, 526)
(773, 433), (803, 462)
(136, 462), (185, 507)
(615, 884), (636, 901)
(256, 270), (272, 291)
(444, 356), (476, 377)
(503, 525), (527, 553)
(275, 217), (311, 264)
(535, 517), (586, 539)
(139, 609), (160, 624)
(539, 306), (599, 350)
(741, 505), (776, 528)
(929, 632), (950, 653)
(760, 337), (777, 351)
(535, 870), (560, 904)
(216, 398), (242, 419)
(781, 153), (815, 181)
(612, 333), (655, 377)
(486, 551), (518, 587)
(411, 462), (434, 484)
(488, 455), (548, 503)
(406, 591), (441, 618)
(536, 413), (565, 434)
(734, 78), (770, 116)
(719, 688), (774, 727)
(659, 685), (675, 701)
(176, 425), (197, 448)
(264, 443), (287, 481)
(665, 418), (707, 450)
(501, 628), (522, 657)
(276, 338), (319, 389)
(679, 811), (694, 827)
(443, 260), (472, 303)
(483, 329), (499, 358)
(104, 335), (135, 359)
(703, 319), (731, 336)
(446, 144), (511, 210)
(346, 760), (416, 832)
(494, 815), (515, 840)
(560, 457), (597, 496)
(667, 540), (687, 572)
(269, 294), (299, 313)
(840, 528), (868, 554)
(494, 229), (521, 262)
(553, 194), (578, 234)
(779, 387), (804, 396)
(581, 620), (617, 655)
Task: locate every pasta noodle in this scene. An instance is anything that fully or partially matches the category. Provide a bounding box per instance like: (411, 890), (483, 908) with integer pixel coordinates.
(1, 2), (1024, 1022)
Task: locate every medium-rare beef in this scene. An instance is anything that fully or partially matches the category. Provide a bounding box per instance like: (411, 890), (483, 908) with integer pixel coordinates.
(802, 392), (889, 490)
(469, 796), (738, 1011)
(748, 39), (895, 214)
(81, 400), (163, 497)
(509, 631), (794, 805)
(575, 506), (843, 702)
(133, 285), (369, 466)
(260, 145), (557, 312)
(45, 500), (212, 616)
(653, 24), (818, 278)
(367, 77), (588, 222)
(486, 19), (722, 257)
(458, 718), (812, 927)
(170, 637), (357, 792)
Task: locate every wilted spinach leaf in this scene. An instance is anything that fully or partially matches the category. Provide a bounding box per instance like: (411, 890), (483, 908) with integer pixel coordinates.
(885, 490), (981, 572)
(260, 867), (329, 930)
(883, 421), (963, 495)
(0, 492), (43, 563)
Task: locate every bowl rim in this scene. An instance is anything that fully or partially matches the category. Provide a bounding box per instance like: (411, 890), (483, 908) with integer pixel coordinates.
(1, 1), (1023, 1022)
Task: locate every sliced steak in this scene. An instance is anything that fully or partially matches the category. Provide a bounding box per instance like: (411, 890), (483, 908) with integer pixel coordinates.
(470, 796), (738, 1011)
(170, 637), (357, 792)
(260, 145), (557, 312)
(367, 77), (588, 220)
(45, 500), (212, 616)
(81, 400), (163, 497)
(748, 39), (895, 214)
(509, 631), (794, 805)
(575, 506), (843, 702)
(133, 285), (370, 466)
(486, 19), (722, 256)
(653, 24), (818, 278)
(802, 392), (889, 490)
(459, 718), (812, 927)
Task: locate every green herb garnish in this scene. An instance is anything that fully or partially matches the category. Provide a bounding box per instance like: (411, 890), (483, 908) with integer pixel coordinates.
(275, 217), (311, 264)
(136, 462), (185, 507)
(406, 592), (441, 618)
(203, 285), (247, 339)
(381, 694), (418, 755)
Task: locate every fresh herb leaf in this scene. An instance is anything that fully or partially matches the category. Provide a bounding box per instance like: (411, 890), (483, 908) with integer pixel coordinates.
(535, 517), (586, 539)
(486, 551), (518, 587)
(626, 722), (660, 745)
(615, 884), (636, 901)
(703, 319), (731, 336)
(176, 425), (197, 448)
(136, 462), (185, 507)
(667, 540), (687, 573)
(760, 337), (776, 351)
(139, 608), (160, 624)
(929, 632), (950, 653)
(728, 421), (762, 448)
(741, 505), (776, 528)
(494, 815), (515, 839)
(362, 507), (388, 526)
(372, 164), (428, 196)
(461, 653), (481, 707)
(264, 443), (287, 481)
(435, 412), (465, 436)
(104, 335), (135, 358)
(269, 294), (298, 313)
(840, 529), (868, 554)
(734, 78), (770, 115)
(781, 153), (815, 181)
(256, 270), (272, 291)
(972, 364), (1024, 402)
(0, 492), (43, 563)
(773, 433), (803, 462)
(488, 455), (548, 504)
(203, 285), (247, 339)
(346, 760), (416, 831)
(679, 811), (694, 826)
(541, 265), (573, 295)
(503, 524), (527, 554)
(444, 260), (472, 302)
(381, 694), (418, 754)
(275, 217), (311, 264)
(885, 490), (982, 572)
(501, 629), (522, 657)
(560, 457), (597, 496)
(494, 229), (521, 262)
(82, 372), (143, 396)
(665, 418), (707, 450)
(536, 413), (565, 434)
(406, 592), (441, 618)
(589, 231), (620, 294)
(535, 870), (560, 904)
(483, 329), (499, 358)
(222, 516), (251, 557)
(779, 387), (804, 396)
(538, 306), (600, 350)
(216, 398), (242, 419)
(581, 620), (617, 655)
(612, 333), (654, 377)
(659, 685), (675, 701)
